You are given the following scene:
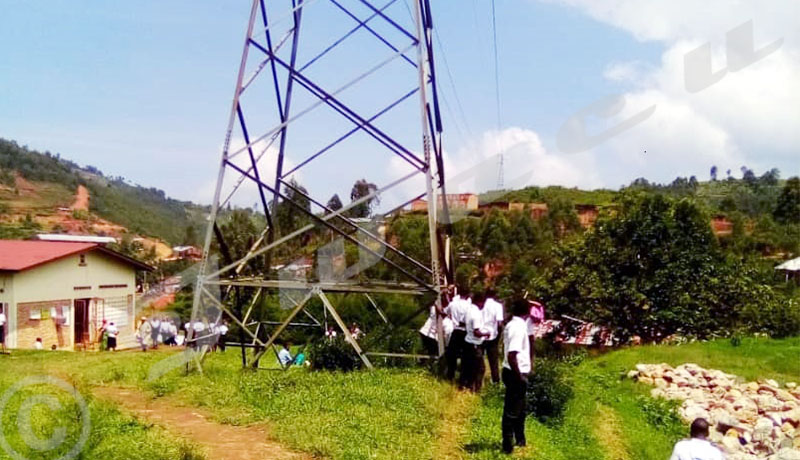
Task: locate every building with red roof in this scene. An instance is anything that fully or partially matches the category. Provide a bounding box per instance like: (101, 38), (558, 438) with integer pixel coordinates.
(0, 240), (152, 350)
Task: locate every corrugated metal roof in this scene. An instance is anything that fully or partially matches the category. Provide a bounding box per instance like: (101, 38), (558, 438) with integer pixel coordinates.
(0, 240), (152, 272)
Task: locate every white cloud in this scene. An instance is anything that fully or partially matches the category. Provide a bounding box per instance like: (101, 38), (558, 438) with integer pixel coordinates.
(542, 0), (800, 183)
(383, 127), (602, 209)
(544, 0), (800, 45)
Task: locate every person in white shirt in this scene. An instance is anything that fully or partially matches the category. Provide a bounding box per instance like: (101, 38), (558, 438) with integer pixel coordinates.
(278, 342), (293, 367)
(216, 321), (229, 352)
(461, 291), (490, 392)
(419, 304), (442, 356)
(670, 418), (725, 460)
(161, 320), (175, 346)
(482, 290), (505, 384)
(0, 311), (7, 353)
(136, 317), (150, 352)
(349, 323), (362, 341)
(193, 320), (207, 348)
(106, 322), (119, 351)
(325, 326), (338, 340)
(444, 285), (471, 382)
(501, 299), (532, 454)
(34, 337), (44, 350)
(149, 317), (161, 349)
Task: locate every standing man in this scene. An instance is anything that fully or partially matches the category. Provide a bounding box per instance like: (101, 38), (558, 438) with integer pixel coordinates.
(462, 290), (489, 392)
(445, 285), (470, 382)
(501, 298), (531, 454)
(482, 289), (505, 384)
(105, 322), (119, 352)
(149, 316), (161, 349)
(0, 307), (7, 354)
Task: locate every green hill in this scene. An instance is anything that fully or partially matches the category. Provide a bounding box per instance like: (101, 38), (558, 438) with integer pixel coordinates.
(0, 138), (207, 244)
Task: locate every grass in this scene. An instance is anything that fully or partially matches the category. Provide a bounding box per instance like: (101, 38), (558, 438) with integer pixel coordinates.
(0, 352), (201, 460)
(1, 337), (798, 459)
(465, 336), (800, 460)
(0, 349), (457, 460)
(0, 180), (72, 217)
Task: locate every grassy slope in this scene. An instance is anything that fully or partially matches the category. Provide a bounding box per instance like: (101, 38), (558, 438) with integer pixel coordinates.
(0, 350), (459, 460)
(466, 337), (800, 460)
(0, 139), (206, 244)
(2, 338), (798, 460)
(0, 352), (200, 460)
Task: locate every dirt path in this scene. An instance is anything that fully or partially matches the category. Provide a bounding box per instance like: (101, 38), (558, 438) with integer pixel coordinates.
(71, 184), (89, 211)
(93, 386), (311, 460)
(593, 403), (630, 460)
(433, 388), (479, 460)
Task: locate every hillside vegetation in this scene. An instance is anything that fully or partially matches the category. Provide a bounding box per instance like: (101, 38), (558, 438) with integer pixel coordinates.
(0, 138), (207, 244)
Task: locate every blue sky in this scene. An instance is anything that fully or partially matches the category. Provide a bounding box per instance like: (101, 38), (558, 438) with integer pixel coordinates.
(1, 0), (797, 207)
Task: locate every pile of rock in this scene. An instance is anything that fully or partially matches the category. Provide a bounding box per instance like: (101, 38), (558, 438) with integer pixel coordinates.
(628, 363), (800, 460)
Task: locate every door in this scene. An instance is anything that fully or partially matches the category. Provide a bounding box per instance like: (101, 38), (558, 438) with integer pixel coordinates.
(0, 302), (7, 348)
(74, 299), (90, 348)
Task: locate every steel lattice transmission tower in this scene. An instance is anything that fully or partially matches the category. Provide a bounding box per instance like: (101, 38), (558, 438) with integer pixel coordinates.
(191, 0), (452, 369)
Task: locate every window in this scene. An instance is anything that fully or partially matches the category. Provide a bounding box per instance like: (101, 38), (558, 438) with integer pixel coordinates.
(78, 254), (86, 266)
(99, 284), (128, 289)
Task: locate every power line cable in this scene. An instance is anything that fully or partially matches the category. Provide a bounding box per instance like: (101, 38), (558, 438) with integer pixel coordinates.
(490, 0), (504, 189)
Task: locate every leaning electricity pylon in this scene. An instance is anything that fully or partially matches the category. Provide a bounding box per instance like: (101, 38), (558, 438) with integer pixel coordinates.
(191, 0), (452, 369)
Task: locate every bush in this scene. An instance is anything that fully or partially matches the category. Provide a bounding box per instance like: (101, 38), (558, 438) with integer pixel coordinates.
(526, 358), (574, 424)
(307, 337), (363, 372)
(636, 395), (683, 434)
(738, 292), (800, 338)
(362, 325), (419, 368)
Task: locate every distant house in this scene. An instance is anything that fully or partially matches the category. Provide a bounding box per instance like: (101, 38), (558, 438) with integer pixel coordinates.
(508, 202), (526, 212)
(0, 240), (152, 350)
(34, 234), (118, 244)
(711, 215), (734, 236)
(410, 193), (479, 212)
(575, 204), (599, 228)
(776, 257), (800, 283)
(169, 245), (203, 261)
(478, 201), (510, 211)
(530, 203), (549, 220)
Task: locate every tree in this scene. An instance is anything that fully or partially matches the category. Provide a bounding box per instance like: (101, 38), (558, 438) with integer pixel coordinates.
(327, 194), (343, 211)
(538, 193), (758, 342)
(759, 168), (780, 187)
(741, 166), (757, 187)
(710, 165), (718, 181)
(216, 209), (261, 274)
(273, 179), (311, 233)
(347, 179), (378, 218)
(183, 225), (199, 246)
(774, 177), (800, 224)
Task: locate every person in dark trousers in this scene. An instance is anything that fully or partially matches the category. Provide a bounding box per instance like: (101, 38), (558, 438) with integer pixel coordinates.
(445, 285), (470, 382)
(461, 290), (489, 392)
(482, 289), (505, 384)
(501, 298), (532, 454)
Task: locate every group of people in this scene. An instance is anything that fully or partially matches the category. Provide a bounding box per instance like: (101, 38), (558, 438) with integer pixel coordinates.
(324, 322), (362, 341)
(419, 285), (540, 454)
(134, 316), (229, 352)
(277, 342), (308, 367)
(97, 320), (120, 351)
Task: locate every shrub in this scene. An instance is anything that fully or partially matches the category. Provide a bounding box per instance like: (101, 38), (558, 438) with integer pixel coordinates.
(738, 292), (800, 338)
(307, 337), (362, 372)
(362, 325), (419, 368)
(526, 358), (574, 424)
(636, 395), (683, 435)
